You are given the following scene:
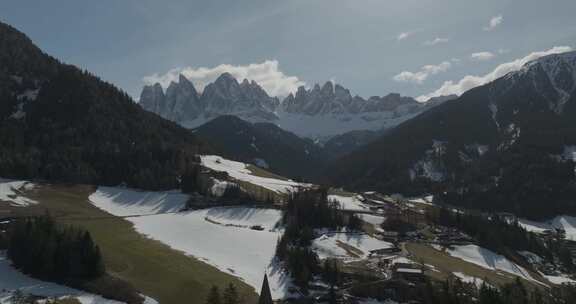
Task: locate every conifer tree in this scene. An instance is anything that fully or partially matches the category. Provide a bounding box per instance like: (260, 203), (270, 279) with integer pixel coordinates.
(206, 285), (221, 304)
(222, 283), (239, 304)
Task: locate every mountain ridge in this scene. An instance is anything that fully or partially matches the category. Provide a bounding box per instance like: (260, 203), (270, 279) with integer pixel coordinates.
(329, 50), (576, 219)
(140, 74), (450, 139)
(0, 21), (211, 190)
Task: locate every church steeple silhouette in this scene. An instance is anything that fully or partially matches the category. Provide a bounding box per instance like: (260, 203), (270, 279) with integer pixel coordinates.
(258, 273), (273, 304)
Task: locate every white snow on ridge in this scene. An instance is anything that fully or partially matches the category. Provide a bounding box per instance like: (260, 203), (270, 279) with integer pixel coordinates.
(312, 232), (394, 260)
(89, 186), (189, 217)
(445, 245), (537, 282)
(209, 178), (237, 197)
(360, 214), (385, 226)
(0, 178), (37, 207)
(0, 255), (124, 304)
(564, 146), (576, 162)
(409, 195), (434, 206)
(205, 206), (282, 230)
(328, 194), (369, 211)
(518, 215), (576, 241)
(201, 155), (309, 193)
(453, 272), (486, 287)
(544, 275), (576, 285)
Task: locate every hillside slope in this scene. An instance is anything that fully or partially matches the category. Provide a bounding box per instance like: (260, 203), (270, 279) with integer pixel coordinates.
(0, 21), (210, 190)
(330, 51), (576, 219)
(194, 115), (326, 181)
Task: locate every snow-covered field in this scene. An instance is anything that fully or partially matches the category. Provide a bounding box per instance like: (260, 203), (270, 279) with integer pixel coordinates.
(88, 187), (291, 299)
(89, 186), (189, 216)
(408, 195), (434, 206)
(518, 215), (576, 241)
(445, 245), (537, 282)
(0, 178), (37, 207)
(205, 206), (282, 230)
(328, 194), (369, 212)
(543, 274), (576, 285)
(200, 155), (309, 194)
(312, 232), (394, 260)
(0, 255), (128, 304)
(360, 214), (385, 226)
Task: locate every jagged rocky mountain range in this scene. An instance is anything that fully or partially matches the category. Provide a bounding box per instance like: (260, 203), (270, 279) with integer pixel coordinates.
(140, 73), (452, 139)
(330, 51), (576, 219)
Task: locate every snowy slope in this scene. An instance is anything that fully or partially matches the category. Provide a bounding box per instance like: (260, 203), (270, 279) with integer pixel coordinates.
(88, 189), (291, 299)
(0, 178), (37, 207)
(544, 275), (576, 285)
(200, 155), (310, 193)
(312, 232), (394, 260)
(0, 255), (127, 304)
(328, 194), (369, 212)
(518, 215), (576, 241)
(360, 214), (385, 226)
(88, 186), (189, 216)
(127, 210), (289, 298)
(205, 207), (282, 230)
(445, 245), (537, 282)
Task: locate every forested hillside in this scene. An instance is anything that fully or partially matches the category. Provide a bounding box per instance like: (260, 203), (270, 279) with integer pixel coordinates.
(330, 52), (576, 219)
(0, 22), (210, 190)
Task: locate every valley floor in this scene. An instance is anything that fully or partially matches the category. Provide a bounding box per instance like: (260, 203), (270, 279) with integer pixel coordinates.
(0, 181), (258, 304)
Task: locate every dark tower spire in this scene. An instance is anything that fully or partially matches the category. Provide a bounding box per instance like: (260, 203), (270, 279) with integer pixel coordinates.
(258, 273), (273, 304)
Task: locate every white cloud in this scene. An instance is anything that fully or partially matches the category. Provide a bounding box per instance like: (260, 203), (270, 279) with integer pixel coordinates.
(142, 60), (304, 97)
(484, 15), (503, 31)
(417, 46), (573, 101)
(470, 51), (496, 61)
(393, 61), (452, 84)
(423, 37), (450, 46)
(397, 31), (416, 41)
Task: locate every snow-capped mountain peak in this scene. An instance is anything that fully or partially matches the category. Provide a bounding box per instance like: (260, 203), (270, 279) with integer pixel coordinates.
(139, 74), (447, 138)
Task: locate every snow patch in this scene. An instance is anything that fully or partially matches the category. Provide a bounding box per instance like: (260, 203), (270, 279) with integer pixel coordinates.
(88, 186), (189, 216)
(445, 245), (537, 282)
(210, 178), (237, 197)
(17, 89), (39, 101)
(253, 158), (269, 169)
(312, 233), (394, 260)
(205, 206), (282, 230)
(328, 194), (369, 211)
(563, 146), (576, 162)
(0, 179), (37, 207)
(544, 275), (576, 285)
(518, 215), (576, 241)
(360, 214), (385, 226)
(0, 255), (123, 304)
(201, 155), (310, 193)
(453, 272), (486, 287)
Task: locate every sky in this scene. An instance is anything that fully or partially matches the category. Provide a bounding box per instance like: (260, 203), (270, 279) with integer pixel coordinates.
(1, 0), (575, 100)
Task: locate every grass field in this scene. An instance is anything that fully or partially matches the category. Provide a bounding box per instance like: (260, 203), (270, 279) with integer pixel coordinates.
(405, 242), (547, 289)
(0, 183), (258, 304)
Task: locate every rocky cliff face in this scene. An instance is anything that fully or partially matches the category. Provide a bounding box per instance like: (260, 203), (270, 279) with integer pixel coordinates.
(139, 74), (447, 138)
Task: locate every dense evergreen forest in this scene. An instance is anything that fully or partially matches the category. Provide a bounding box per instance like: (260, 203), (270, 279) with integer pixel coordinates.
(7, 215), (104, 281)
(415, 277), (576, 304)
(329, 52), (576, 220)
(4, 215), (143, 304)
(0, 21), (210, 191)
(275, 189), (360, 291)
